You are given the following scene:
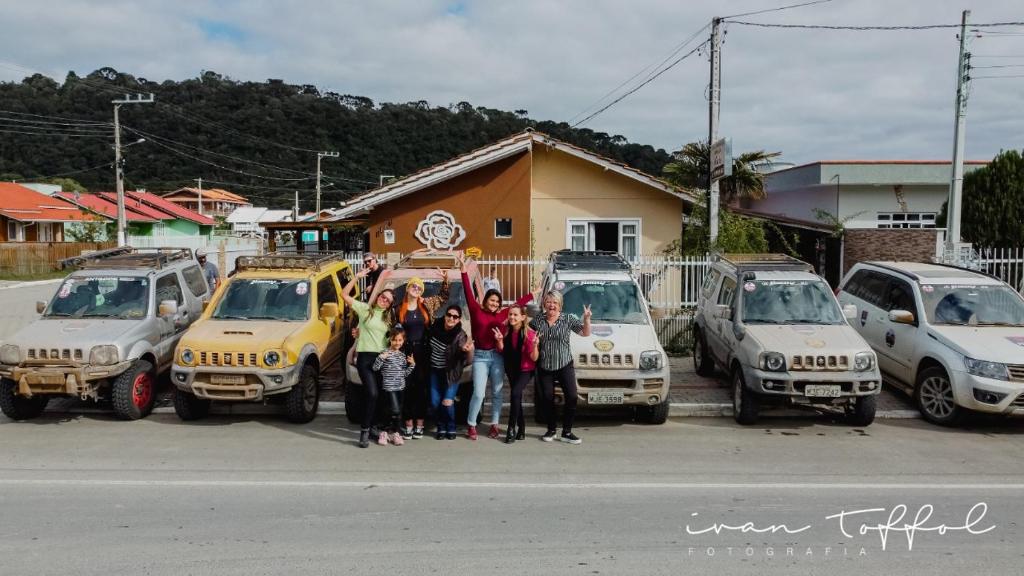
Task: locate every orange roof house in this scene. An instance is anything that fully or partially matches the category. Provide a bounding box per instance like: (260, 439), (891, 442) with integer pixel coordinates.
(159, 187), (251, 218)
(0, 183), (99, 242)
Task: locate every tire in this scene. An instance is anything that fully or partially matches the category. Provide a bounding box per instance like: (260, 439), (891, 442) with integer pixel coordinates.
(111, 360), (156, 420)
(344, 380), (364, 424)
(847, 394), (877, 427)
(732, 368), (759, 425)
(0, 377), (48, 420)
(637, 399), (670, 425)
(693, 329), (714, 377)
(916, 366), (962, 426)
(285, 363), (320, 423)
(173, 388), (210, 421)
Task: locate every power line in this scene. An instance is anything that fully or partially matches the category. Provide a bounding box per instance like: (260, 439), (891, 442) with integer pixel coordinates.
(26, 162), (113, 180)
(0, 128), (109, 138)
(971, 74), (1024, 79)
(971, 64), (1024, 69)
(721, 0), (833, 20)
(724, 20), (1024, 30)
(0, 108), (109, 125)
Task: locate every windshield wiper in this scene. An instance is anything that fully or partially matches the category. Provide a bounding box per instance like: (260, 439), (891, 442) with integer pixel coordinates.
(744, 318), (782, 324)
(246, 315), (281, 320)
(215, 314), (249, 320)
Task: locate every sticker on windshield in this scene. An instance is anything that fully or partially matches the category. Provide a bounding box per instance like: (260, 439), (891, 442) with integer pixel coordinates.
(743, 281), (756, 292)
(764, 280), (805, 286)
(57, 283), (72, 299)
(1007, 336), (1024, 348)
(296, 282), (308, 296)
(554, 281), (565, 291)
(921, 285), (935, 293)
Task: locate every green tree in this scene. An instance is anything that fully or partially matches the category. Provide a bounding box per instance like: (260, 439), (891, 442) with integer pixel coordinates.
(662, 140), (781, 203)
(937, 150), (1024, 247)
(665, 198), (769, 256)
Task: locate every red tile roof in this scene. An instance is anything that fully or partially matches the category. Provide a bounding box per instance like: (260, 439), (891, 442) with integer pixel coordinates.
(163, 187), (249, 203)
(0, 182), (98, 223)
(95, 192), (173, 221)
(57, 192), (158, 223)
(126, 190), (216, 225)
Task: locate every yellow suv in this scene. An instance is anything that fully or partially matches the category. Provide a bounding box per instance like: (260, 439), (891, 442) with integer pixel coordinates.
(171, 252), (357, 422)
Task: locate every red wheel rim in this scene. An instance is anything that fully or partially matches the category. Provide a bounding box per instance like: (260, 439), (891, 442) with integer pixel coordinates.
(132, 372), (153, 408)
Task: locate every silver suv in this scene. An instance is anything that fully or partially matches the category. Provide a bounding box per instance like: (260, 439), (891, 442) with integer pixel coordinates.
(0, 247), (209, 420)
(693, 253), (881, 425)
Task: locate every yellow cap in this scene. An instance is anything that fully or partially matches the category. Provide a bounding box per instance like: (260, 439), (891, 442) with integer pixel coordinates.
(407, 277), (425, 291)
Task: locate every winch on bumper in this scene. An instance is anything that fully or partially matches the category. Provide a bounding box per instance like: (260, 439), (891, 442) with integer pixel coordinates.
(172, 364), (301, 401)
(556, 366), (671, 407)
(1, 362), (132, 397)
(741, 365), (881, 405)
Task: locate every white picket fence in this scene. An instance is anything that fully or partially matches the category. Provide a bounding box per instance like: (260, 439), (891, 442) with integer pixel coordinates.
(977, 247), (1024, 293)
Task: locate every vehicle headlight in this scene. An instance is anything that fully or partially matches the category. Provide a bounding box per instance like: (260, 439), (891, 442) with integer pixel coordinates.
(179, 348), (195, 366)
(854, 351), (875, 372)
(0, 344), (22, 365)
(964, 357), (1009, 381)
(761, 352), (786, 372)
(639, 350), (663, 371)
(263, 350), (282, 368)
(88, 345), (119, 366)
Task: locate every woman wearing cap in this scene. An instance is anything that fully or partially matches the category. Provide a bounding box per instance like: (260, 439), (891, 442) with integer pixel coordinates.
(343, 268), (395, 448)
(394, 270), (449, 439)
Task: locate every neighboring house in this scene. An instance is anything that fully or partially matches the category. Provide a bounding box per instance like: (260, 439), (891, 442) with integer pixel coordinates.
(226, 207), (293, 237)
(276, 130), (696, 259)
(0, 182), (97, 242)
(55, 192), (157, 239)
(121, 190), (217, 237)
(159, 187), (251, 218)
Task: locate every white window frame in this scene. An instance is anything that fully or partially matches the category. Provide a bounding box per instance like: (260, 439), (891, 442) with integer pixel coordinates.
(564, 218), (643, 260)
(7, 220), (24, 242)
(37, 223), (54, 242)
(494, 218), (513, 239)
(876, 211), (936, 229)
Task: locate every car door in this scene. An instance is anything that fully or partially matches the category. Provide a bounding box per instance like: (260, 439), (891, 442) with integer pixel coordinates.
(840, 269), (889, 353)
(316, 273), (343, 368)
(708, 275), (737, 365)
(154, 271), (189, 366)
(876, 277), (920, 384)
(179, 264), (208, 322)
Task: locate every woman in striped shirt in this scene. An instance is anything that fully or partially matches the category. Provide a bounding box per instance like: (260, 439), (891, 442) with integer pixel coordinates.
(428, 305), (474, 439)
(530, 290), (591, 444)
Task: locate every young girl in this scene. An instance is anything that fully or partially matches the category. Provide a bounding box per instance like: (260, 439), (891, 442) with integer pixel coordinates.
(373, 326), (416, 446)
(428, 304), (474, 440)
(342, 268), (395, 449)
(493, 305), (539, 444)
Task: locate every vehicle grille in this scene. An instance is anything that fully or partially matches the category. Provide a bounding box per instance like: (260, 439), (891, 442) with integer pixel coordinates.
(790, 354), (849, 371)
(578, 379), (635, 390)
(1008, 365), (1024, 382)
(197, 351), (259, 367)
(26, 347), (84, 362)
(1011, 393), (1024, 407)
(577, 353), (635, 368)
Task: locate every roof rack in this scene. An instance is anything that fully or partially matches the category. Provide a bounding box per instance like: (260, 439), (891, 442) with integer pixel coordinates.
(396, 249), (462, 270)
(549, 250), (631, 271)
(61, 247), (194, 270)
(714, 252), (814, 273)
(235, 251), (347, 272)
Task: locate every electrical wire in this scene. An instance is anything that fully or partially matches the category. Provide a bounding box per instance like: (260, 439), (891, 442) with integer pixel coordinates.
(0, 108), (108, 125)
(0, 128), (109, 138)
(724, 20), (1024, 30)
(721, 0), (833, 20)
(970, 74), (1024, 79)
(971, 64), (1024, 69)
(26, 162), (114, 180)
(127, 131), (316, 182)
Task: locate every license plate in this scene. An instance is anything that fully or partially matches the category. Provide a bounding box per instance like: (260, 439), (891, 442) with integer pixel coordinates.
(588, 390), (624, 405)
(805, 385), (841, 398)
(210, 374), (245, 385)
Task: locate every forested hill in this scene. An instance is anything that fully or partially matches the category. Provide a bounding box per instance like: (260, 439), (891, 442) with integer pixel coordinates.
(0, 68), (673, 209)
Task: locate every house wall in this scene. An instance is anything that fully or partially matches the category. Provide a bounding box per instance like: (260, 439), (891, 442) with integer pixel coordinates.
(838, 184), (950, 228)
(162, 220), (201, 237)
(530, 146), (682, 257)
(365, 152), (532, 257)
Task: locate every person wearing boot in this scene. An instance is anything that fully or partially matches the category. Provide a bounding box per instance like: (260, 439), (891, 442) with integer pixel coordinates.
(493, 304), (538, 444)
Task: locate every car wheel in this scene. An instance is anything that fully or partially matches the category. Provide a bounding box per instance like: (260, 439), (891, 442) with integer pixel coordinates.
(637, 399), (670, 425)
(916, 366), (962, 426)
(285, 363), (320, 423)
(693, 329), (714, 377)
(0, 377), (48, 420)
(732, 368), (759, 425)
(112, 360), (156, 420)
(344, 380), (364, 424)
(173, 388), (210, 421)
(846, 395), (877, 427)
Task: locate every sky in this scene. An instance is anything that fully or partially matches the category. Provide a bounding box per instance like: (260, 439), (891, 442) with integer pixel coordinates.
(1, 0), (1022, 164)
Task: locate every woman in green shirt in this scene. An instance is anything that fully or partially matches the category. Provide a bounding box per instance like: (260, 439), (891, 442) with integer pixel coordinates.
(343, 268), (395, 448)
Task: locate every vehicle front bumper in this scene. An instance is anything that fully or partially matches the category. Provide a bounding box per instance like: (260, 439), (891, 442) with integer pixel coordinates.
(172, 363), (301, 402)
(0, 362), (133, 397)
(740, 365), (882, 404)
(951, 370), (1024, 415)
(562, 366), (671, 407)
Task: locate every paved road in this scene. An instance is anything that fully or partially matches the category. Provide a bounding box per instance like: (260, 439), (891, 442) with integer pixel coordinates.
(0, 279), (60, 343)
(1, 414), (1021, 575)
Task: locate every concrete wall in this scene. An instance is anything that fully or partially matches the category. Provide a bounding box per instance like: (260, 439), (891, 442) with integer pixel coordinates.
(531, 146), (682, 257)
(838, 184), (949, 228)
(843, 228), (941, 275)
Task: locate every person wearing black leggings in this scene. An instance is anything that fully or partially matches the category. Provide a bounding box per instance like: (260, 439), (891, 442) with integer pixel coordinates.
(529, 290), (591, 444)
(494, 304), (539, 443)
(343, 269), (395, 448)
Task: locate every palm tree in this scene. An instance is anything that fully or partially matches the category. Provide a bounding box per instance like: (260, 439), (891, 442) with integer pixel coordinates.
(662, 141), (781, 204)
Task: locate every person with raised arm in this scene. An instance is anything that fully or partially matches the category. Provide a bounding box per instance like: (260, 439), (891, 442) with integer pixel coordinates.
(530, 290), (591, 445)
(342, 268), (395, 448)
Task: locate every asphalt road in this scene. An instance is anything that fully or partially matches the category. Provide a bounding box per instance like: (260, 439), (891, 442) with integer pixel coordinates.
(1, 414), (1022, 575)
(0, 279), (60, 343)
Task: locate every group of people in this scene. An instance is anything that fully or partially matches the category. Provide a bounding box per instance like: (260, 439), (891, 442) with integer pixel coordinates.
(340, 253), (592, 448)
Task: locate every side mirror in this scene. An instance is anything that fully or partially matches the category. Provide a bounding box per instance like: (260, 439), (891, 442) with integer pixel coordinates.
(714, 304), (732, 320)
(889, 309), (915, 325)
(159, 300), (178, 318)
(36, 301), (46, 314)
(843, 304), (858, 320)
(201, 299), (210, 312)
(320, 302), (340, 321)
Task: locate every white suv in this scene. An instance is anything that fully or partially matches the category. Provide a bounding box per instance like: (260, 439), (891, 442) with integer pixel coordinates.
(838, 261), (1024, 426)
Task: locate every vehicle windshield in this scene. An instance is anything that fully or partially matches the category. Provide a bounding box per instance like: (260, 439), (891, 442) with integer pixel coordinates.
(559, 280), (647, 324)
(389, 280), (469, 319)
(45, 276), (149, 319)
(742, 280), (844, 324)
(920, 283), (1024, 326)
(212, 278), (310, 321)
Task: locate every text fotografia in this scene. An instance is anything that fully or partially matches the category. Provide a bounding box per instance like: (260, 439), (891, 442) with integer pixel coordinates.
(686, 503), (995, 552)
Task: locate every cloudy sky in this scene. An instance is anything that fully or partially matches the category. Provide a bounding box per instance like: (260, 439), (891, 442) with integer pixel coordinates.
(2, 0), (1021, 163)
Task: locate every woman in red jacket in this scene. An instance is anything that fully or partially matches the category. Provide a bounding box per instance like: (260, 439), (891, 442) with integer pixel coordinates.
(494, 304), (539, 443)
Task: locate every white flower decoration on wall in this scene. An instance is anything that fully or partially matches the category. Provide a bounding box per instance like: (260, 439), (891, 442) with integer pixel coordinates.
(414, 210), (466, 250)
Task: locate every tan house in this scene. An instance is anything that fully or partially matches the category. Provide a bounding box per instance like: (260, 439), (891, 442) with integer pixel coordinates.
(159, 187), (251, 218)
(317, 130), (695, 260)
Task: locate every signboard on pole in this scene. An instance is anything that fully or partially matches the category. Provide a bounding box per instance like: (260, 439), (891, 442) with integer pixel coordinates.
(710, 138), (732, 182)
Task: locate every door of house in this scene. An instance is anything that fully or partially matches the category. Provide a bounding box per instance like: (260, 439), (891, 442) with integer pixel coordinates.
(567, 219), (640, 260)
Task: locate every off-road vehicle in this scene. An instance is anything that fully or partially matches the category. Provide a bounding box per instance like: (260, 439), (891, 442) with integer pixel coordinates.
(0, 247), (209, 420)
(693, 253), (881, 426)
(171, 252), (356, 423)
(538, 250), (671, 424)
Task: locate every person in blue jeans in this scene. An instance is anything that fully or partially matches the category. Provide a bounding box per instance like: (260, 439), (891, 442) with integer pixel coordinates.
(428, 305), (473, 439)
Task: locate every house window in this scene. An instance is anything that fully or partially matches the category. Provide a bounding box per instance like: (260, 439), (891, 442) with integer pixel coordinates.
(570, 224), (587, 251)
(7, 221), (23, 242)
(495, 218), (512, 239)
(876, 212), (936, 229)
(566, 219), (642, 260)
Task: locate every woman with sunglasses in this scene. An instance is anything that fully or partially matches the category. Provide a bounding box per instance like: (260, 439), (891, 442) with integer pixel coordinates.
(428, 305), (474, 439)
(395, 270), (449, 439)
(343, 268), (396, 448)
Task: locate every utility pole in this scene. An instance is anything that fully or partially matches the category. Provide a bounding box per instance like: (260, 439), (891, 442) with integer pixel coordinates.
(946, 9), (971, 256)
(707, 17), (723, 245)
(195, 177), (203, 216)
(112, 93), (154, 246)
(315, 151), (339, 217)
